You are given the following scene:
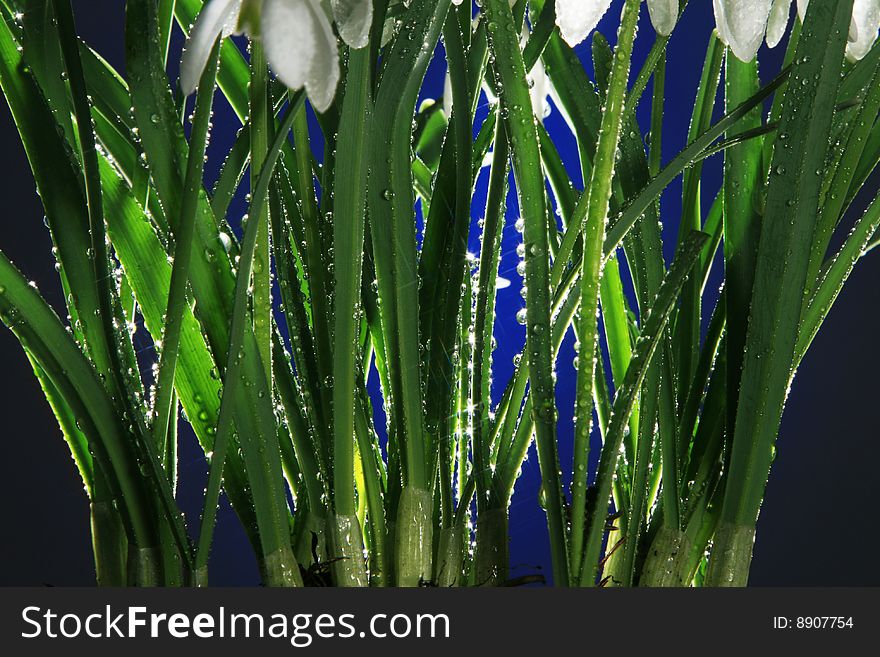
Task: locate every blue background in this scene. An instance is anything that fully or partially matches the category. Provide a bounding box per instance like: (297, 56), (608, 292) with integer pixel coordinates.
(0, 0), (878, 585)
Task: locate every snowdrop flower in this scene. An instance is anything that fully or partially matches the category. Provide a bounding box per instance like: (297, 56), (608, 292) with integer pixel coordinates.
(798, 0), (880, 61)
(645, 0), (679, 37)
(556, 0), (613, 46)
(765, 0), (793, 49)
(181, 0), (373, 112)
(555, 0), (678, 47)
(716, 0), (878, 62)
(713, 0), (774, 62)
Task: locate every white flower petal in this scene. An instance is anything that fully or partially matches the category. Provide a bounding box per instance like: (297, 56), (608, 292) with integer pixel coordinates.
(331, 0), (373, 49)
(443, 68), (453, 119)
(796, 0), (808, 22)
(262, 0), (341, 113)
(714, 0), (732, 46)
(528, 57), (551, 120)
(719, 0), (773, 62)
(647, 0), (679, 37)
(180, 0), (242, 95)
(555, 0), (613, 47)
(846, 0), (880, 61)
(765, 0), (792, 48)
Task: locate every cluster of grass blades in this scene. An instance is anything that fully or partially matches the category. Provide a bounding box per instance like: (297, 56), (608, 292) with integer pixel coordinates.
(0, 0), (877, 586)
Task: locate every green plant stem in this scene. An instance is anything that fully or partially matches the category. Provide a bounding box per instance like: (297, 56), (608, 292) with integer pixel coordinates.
(365, 0), (449, 585)
(354, 389), (388, 586)
(158, 0), (176, 65)
(422, 4), (474, 525)
(90, 491), (128, 586)
(723, 55), (763, 449)
(250, 40), (272, 388)
(625, 0), (689, 114)
(483, 0), (569, 588)
(291, 107), (333, 447)
(472, 122), (510, 585)
(473, 118), (509, 510)
(331, 43), (372, 585)
(569, 0), (642, 585)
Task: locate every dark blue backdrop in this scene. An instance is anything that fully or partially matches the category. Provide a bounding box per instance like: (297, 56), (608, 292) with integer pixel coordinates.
(0, 0), (877, 586)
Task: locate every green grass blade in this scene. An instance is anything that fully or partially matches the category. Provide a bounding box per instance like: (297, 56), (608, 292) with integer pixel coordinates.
(673, 31), (723, 405)
(211, 125), (250, 229)
(366, 0), (449, 586)
(61, 6), (196, 570)
(421, 7), (476, 510)
(723, 56), (764, 440)
(591, 32), (639, 466)
(473, 119), (509, 518)
(99, 156), (260, 552)
(25, 354), (93, 494)
(248, 41), (272, 389)
(624, 0), (689, 114)
(538, 25), (602, 180)
(678, 290), (726, 466)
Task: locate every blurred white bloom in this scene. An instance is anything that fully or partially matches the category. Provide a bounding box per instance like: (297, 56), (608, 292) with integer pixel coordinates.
(181, 0), (373, 112)
(555, 0), (678, 46)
